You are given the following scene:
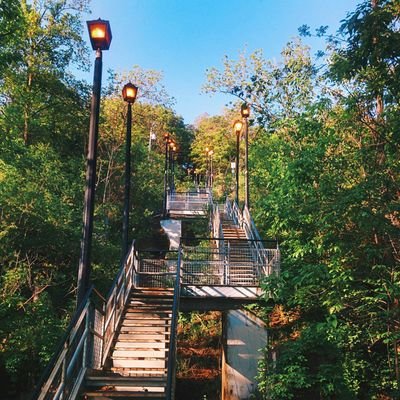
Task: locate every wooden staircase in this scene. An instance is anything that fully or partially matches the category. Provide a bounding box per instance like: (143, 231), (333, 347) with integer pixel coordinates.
(83, 288), (174, 399)
(221, 211), (257, 286)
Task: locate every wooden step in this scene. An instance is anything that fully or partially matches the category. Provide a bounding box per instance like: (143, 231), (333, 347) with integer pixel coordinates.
(123, 312), (171, 318)
(107, 369), (168, 377)
(130, 289), (174, 297)
(116, 333), (169, 342)
(117, 331), (169, 340)
(84, 390), (165, 398)
(113, 349), (168, 358)
(127, 298), (172, 304)
(118, 318), (171, 328)
(110, 368), (167, 376)
(119, 325), (170, 332)
(126, 304), (172, 309)
(112, 359), (166, 369)
(86, 375), (167, 388)
(114, 340), (168, 348)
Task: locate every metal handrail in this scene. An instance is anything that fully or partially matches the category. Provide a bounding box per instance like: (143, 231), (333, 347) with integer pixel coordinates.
(166, 245), (182, 400)
(31, 286), (104, 400)
(102, 241), (136, 364)
(166, 189), (212, 215)
(32, 241), (139, 400)
(181, 238), (279, 285)
(212, 202), (224, 241)
(224, 198), (280, 276)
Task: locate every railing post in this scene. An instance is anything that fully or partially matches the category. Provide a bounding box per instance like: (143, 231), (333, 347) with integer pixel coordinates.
(100, 299), (106, 366)
(166, 245), (182, 400)
(112, 287), (117, 335)
(60, 342), (68, 398)
(225, 241), (230, 285)
(83, 298), (92, 369)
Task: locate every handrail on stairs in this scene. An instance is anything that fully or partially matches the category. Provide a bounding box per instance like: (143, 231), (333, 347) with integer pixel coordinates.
(224, 197), (280, 276)
(32, 240), (140, 400)
(166, 244), (182, 400)
(31, 286), (104, 400)
(212, 201), (224, 241)
(102, 240), (137, 365)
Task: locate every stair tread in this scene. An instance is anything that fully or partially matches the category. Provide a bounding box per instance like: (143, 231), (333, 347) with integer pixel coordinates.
(84, 390), (165, 398)
(111, 368), (166, 374)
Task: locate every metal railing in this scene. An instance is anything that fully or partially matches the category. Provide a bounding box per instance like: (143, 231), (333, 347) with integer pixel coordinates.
(33, 196), (279, 400)
(180, 239), (279, 286)
(225, 196), (241, 227)
(102, 242), (137, 365)
(32, 241), (140, 400)
(135, 250), (179, 288)
(31, 287), (104, 400)
(212, 202), (224, 244)
(166, 190), (211, 215)
(166, 246), (182, 400)
(224, 198), (280, 276)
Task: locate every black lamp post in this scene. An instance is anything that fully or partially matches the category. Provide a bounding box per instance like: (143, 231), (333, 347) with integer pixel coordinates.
(77, 18), (112, 307)
(205, 147), (210, 188)
(121, 82), (138, 259)
(170, 142), (176, 192)
(209, 149), (214, 188)
(233, 120), (243, 204)
(162, 133), (170, 218)
(241, 103), (250, 210)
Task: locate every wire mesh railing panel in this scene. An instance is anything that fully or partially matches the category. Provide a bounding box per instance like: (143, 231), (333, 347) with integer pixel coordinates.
(136, 251), (179, 288)
(167, 191), (211, 214)
(91, 308), (103, 369)
(182, 260), (224, 285)
(181, 239), (280, 287)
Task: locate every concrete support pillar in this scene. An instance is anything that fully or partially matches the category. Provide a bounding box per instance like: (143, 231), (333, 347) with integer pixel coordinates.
(222, 310), (267, 400)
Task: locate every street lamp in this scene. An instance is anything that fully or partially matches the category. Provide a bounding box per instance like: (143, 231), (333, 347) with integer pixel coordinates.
(208, 149), (214, 188)
(77, 18), (112, 307)
(162, 133), (170, 218)
(121, 82), (138, 259)
(233, 120), (243, 204)
(170, 142), (177, 192)
(241, 103), (250, 210)
(205, 147), (210, 188)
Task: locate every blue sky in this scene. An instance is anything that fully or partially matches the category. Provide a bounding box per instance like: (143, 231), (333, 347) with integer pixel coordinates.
(82, 0), (360, 124)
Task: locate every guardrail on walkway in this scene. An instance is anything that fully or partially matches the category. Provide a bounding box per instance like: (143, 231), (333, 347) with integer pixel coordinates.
(166, 189), (212, 216)
(223, 198), (280, 276)
(32, 242), (180, 400)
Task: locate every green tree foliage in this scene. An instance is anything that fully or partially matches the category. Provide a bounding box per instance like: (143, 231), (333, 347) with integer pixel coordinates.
(204, 38), (318, 126)
(190, 110), (245, 198)
(0, 0), (90, 146)
(94, 69), (195, 269)
(205, 1), (399, 398)
(0, 3), (191, 397)
(0, 0), (23, 75)
(0, 2), (89, 393)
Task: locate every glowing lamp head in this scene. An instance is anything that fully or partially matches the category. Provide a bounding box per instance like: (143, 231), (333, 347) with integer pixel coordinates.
(122, 82), (138, 103)
(241, 103), (250, 118)
(87, 19), (112, 50)
(233, 120), (243, 134)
